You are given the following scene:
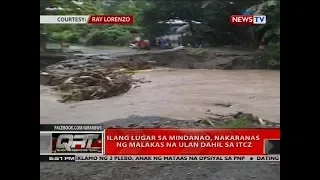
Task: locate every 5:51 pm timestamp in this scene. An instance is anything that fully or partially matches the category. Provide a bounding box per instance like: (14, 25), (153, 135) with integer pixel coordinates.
(40, 155), (75, 162)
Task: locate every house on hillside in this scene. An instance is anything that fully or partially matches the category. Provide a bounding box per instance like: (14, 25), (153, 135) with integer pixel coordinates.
(156, 19), (201, 48)
(40, 33), (63, 53)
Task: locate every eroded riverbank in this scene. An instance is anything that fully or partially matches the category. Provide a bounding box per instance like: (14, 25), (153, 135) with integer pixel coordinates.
(40, 68), (279, 124)
(40, 47), (280, 180)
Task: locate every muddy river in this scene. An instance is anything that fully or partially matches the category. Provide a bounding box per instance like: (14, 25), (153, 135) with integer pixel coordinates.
(40, 68), (280, 124)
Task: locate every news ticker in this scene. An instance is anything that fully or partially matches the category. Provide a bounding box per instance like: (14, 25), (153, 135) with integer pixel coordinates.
(40, 125), (280, 156)
(40, 155), (280, 162)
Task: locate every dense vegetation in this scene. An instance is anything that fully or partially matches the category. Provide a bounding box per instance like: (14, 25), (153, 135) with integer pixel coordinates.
(40, 0), (280, 69)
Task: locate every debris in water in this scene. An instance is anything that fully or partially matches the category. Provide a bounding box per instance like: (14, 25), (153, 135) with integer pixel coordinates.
(203, 111), (280, 128)
(214, 102), (232, 108)
(41, 59), (155, 102)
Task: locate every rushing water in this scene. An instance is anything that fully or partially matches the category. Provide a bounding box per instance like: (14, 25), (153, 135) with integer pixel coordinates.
(40, 68), (280, 124)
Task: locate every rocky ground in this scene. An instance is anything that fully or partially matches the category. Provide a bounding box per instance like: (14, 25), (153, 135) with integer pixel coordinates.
(40, 116), (280, 180)
(41, 47), (261, 72)
(120, 48), (261, 70)
(41, 159), (279, 180)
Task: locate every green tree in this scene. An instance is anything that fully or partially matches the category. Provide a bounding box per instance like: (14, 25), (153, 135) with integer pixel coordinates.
(41, 0), (280, 49)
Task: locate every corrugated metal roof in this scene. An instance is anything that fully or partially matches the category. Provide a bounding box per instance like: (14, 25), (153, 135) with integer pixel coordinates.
(158, 19), (201, 25)
(45, 1), (83, 11)
(176, 24), (189, 33)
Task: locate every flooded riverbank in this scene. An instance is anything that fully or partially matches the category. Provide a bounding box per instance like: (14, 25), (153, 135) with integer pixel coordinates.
(40, 68), (280, 124)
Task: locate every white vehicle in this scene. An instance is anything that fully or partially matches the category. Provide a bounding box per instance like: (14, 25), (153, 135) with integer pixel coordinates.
(129, 43), (136, 48)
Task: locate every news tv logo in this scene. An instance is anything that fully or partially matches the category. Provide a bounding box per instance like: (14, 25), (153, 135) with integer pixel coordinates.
(52, 133), (102, 153)
(230, 15), (266, 25)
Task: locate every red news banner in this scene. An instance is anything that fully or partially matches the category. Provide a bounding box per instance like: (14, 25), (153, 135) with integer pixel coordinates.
(88, 15), (133, 25)
(104, 129), (280, 155)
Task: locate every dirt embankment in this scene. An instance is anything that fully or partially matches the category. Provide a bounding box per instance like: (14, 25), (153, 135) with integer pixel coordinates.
(40, 51), (79, 70)
(41, 47), (264, 72)
(118, 48), (263, 70)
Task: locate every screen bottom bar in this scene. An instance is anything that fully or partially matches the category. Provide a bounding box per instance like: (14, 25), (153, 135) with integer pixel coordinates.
(41, 155), (280, 162)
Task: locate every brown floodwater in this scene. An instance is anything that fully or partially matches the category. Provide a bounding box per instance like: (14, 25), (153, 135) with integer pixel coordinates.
(40, 69), (280, 124)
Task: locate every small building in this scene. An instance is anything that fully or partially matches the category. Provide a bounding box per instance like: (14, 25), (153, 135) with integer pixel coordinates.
(156, 19), (201, 48)
(40, 33), (63, 53)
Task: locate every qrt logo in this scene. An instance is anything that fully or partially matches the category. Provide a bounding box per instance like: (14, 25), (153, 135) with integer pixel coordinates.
(52, 133), (102, 153)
